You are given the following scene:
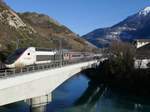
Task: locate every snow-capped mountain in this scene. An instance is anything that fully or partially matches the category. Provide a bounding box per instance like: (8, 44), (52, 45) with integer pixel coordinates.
(83, 6), (150, 47)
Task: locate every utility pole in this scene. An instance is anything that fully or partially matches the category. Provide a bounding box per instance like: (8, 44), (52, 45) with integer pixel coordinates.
(49, 37), (63, 66)
(59, 39), (62, 67)
(16, 37), (19, 49)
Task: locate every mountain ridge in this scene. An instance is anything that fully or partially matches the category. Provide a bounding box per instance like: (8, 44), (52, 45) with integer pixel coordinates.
(83, 6), (150, 47)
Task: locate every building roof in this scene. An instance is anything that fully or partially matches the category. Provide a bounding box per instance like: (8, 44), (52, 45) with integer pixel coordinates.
(136, 43), (150, 59)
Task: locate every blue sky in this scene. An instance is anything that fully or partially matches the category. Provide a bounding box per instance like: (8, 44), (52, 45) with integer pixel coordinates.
(5, 0), (150, 35)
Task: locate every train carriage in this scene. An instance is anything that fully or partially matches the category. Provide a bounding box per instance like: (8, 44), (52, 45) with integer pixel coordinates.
(5, 47), (57, 68)
(5, 47), (100, 68)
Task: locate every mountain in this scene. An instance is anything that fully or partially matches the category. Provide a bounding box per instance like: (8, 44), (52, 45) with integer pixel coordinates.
(83, 6), (150, 47)
(0, 1), (96, 61)
(18, 12), (96, 50)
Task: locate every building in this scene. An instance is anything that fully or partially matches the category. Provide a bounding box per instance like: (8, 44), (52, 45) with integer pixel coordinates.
(134, 39), (150, 48)
(134, 42), (150, 69)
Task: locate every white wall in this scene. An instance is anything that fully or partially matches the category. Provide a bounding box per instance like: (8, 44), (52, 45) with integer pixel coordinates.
(134, 59), (150, 69)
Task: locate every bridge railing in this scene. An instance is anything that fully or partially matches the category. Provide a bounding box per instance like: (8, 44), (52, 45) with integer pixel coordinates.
(0, 58), (99, 79)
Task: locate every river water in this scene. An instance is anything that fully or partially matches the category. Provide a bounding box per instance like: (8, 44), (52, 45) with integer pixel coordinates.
(1, 73), (150, 112)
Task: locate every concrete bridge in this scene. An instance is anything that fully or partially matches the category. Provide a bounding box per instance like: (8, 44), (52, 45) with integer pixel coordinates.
(0, 59), (104, 111)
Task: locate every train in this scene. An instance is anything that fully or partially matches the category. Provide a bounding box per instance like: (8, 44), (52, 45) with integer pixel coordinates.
(5, 47), (100, 68)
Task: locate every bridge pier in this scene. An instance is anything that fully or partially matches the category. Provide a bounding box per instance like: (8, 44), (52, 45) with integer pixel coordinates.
(25, 94), (52, 112)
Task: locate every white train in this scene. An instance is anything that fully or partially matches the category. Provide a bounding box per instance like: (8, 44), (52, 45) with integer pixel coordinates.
(5, 47), (102, 68)
(5, 47), (57, 68)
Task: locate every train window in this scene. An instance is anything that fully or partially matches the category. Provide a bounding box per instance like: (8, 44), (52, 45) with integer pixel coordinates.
(5, 48), (27, 64)
(35, 48), (53, 51)
(71, 55), (81, 57)
(36, 55), (55, 61)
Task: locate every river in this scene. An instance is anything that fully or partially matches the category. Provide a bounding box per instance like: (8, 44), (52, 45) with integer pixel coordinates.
(1, 73), (150, 112)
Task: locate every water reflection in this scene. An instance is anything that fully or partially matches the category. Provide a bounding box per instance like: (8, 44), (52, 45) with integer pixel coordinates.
(74, 82), (105, 107)
(47, 74), (150, 112)
(0, 101), (29, 112)
(72, 82), (106, 112)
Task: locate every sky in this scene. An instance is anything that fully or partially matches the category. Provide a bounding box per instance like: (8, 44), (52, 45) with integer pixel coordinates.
(5, 0), (150, 36)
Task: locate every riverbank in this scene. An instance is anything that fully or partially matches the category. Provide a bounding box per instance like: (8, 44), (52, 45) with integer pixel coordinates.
(83, 60), (150, 96)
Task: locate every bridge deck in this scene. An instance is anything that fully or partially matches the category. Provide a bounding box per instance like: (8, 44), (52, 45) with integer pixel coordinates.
(0, 60), (100, 106)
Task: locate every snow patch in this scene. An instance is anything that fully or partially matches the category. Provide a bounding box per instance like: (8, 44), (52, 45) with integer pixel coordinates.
(139, 6), (150, 16)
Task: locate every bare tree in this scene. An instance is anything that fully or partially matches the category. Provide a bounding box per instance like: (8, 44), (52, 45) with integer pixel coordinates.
(108, 40), (136, 73)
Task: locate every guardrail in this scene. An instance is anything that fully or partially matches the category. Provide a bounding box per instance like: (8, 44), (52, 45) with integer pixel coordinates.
(0, 58), (99, 79)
